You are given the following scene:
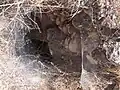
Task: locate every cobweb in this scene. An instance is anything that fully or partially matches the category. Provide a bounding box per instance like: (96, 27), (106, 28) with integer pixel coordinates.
(0, 0), (82, 90)
(0, 0), (120, 90)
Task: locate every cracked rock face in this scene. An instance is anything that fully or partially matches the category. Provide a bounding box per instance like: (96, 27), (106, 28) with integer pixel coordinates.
(14, 7), (120, 90)
(15, 11), (82, 75)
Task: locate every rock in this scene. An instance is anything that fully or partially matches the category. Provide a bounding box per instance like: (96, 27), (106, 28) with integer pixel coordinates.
(72, 10), (92, 30)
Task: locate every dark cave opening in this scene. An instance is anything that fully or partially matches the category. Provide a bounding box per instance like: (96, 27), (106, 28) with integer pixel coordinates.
(15, 10), (82, 74)
(15, 11), (55, 64)
(24, 31), (53, 63)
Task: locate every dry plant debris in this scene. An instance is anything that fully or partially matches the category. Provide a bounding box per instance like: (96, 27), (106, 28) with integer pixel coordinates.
(0, 0), (120, 90)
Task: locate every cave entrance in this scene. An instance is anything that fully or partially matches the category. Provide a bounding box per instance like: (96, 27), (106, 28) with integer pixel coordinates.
(24, 30), (52, 62)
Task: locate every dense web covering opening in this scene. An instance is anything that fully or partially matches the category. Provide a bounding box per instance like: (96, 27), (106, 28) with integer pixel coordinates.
(1, 0), (120, 90)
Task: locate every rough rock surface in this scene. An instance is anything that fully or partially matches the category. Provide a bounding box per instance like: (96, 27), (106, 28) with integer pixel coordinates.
(13, 0), (120, 90)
